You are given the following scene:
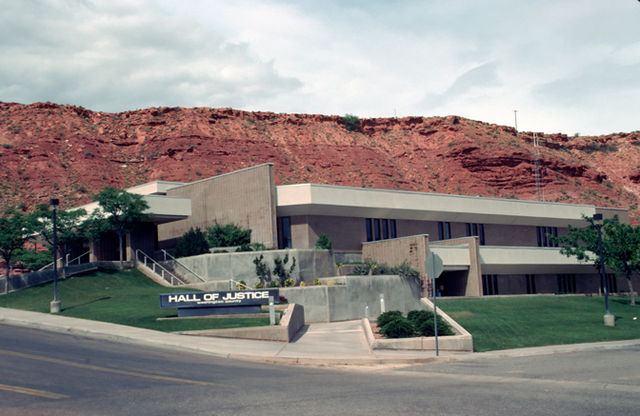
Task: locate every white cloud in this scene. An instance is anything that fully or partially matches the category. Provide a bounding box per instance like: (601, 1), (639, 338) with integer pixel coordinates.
(0, 0), (638, 134)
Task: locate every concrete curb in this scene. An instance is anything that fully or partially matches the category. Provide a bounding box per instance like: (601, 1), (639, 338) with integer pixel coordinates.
(2, 307), (640, 368)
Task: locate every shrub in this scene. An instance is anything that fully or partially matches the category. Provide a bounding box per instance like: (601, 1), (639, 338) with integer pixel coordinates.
(173, 227), (209, 258)
(206, 222), (251, 248)
(408, 309), (454, 336)
(341, 114), (361, 132)
(379, 316), (414, 338)
(253, 254), (271, 286)
(313, 278), (321, 286)
(376, 310), (403, 328)
(414, 315), (454, 336)
(273, 254), (296, 286)
(255, 281), (264, 289)
(299, 281), (306, 287)
(284, 278), (294, 287)
(315, 234), (333, 250)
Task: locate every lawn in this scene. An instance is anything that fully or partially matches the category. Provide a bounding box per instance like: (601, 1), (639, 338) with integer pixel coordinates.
(439, 296), (640, 352)
(0, 268), (271, 332)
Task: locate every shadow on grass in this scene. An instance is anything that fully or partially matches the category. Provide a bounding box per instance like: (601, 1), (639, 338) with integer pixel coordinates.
(63, 296), (112, 311)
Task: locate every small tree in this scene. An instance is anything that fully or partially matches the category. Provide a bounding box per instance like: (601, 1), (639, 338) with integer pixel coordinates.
(174, 227), (209, 258)
(315, 234), (333, 250)
(273, 253), (296, 287)
(207, 222), (251, 248)
(34, 204), (88, 278)
(553, 215), (638, 306)
(92, 187), (149, 268)
(341, 114), (361, 132)
(253, 254), (271, 287)
(0, 208), (37, 293)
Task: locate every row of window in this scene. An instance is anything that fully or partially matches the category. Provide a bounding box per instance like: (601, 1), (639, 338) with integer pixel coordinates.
(365, 218), (397, 242)
(279, 216), (561, 248)
(537, 226), (558, 247)
(481, 273), (619, 295)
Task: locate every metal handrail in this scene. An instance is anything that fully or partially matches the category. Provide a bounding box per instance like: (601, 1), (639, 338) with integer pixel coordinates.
(135, 249), (186, 286)
(38, 250), (91, 271)
(160, 249), (206, 283)
(229, 279), (252, 290)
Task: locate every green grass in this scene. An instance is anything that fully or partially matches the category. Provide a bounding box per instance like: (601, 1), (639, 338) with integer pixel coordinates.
(439, 296), (640, 352)
(0, 268), (271, 332)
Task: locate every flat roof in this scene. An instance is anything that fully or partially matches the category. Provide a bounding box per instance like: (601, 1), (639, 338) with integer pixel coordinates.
(276, 183), (601, 227)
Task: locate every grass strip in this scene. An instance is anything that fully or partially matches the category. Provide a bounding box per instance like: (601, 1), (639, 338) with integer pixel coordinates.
(439, 296), (640, 352)
(0, 268), (270, 332)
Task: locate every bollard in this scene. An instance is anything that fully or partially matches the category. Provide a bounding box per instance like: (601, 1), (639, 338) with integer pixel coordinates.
(269, 296), (276, 326)
(364, 304), (369, 319)
(379, 293), (385, 314)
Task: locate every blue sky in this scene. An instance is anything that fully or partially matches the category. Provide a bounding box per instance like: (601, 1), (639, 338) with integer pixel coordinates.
(1, 0), (638, 135)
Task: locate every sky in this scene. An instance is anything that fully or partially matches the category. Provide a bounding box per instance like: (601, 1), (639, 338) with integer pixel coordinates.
(1, 0), (639, 135)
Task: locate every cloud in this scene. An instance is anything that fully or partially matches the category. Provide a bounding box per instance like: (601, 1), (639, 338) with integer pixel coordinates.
(420, 62), (502, 110)
(0, 0), (301, 111)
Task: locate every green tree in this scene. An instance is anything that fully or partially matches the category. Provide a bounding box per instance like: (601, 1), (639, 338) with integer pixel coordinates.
(33, 204), (88, 277)
(0, 208), (37, 293)
(174, 227), (209, 258)
(315, 234), (333, 250)
(92, 187), (149, 267)
(553, 215), (637, 306)
(206, 222), (251, 248)
(341, 114), (361, 132)
(273, 253), (296, 286)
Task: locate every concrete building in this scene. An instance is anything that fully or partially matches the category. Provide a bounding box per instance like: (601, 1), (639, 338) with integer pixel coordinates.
(82, 163), (636, 297)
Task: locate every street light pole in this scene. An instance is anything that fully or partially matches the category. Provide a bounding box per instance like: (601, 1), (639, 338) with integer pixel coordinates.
(593, 213), (614, 326)
(50, 198), (61, 313)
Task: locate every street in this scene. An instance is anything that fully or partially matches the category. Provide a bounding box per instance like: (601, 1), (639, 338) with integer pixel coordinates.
(1, 323), (639, 415)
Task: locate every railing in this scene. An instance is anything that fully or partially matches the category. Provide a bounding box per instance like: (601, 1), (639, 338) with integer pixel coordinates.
(38, 250), (92, 271)
(135, 249), (187, 286)
(160, 250), (206, 283)
(229, 279), (252, 290)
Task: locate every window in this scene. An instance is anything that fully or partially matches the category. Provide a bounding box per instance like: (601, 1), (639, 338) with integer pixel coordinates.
(525, 274), (536, 294)
(438, 221), (451, 240)
(482, 274), (499, 295)
(366, 218), (397, 242)
(278, 217), (292, 249)
(557, 274), (576, 293)
(466, 223), (485, 245)
(537, 226), (558, 247)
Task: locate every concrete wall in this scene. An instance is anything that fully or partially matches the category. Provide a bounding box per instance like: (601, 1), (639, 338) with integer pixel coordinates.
(288, 215), (367, 251)
(280, 274), (425, 323)
(174, 249), (336, 286)
(362, 235), (431, 295)
(158, 164), (278, 249)
(431, 237), (482, 296)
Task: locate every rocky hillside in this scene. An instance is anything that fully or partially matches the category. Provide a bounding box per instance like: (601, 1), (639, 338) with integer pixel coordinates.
(1, 102), (638, 221)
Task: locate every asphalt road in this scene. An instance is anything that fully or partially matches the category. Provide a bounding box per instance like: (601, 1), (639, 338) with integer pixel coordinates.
(1, 323), (639, 416)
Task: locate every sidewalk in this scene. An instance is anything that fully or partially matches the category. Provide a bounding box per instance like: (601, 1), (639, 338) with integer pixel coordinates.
(2, 307), (639, 368)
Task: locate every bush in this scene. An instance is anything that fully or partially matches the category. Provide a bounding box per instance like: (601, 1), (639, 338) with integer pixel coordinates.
(206, 222), (251, 248)
(15, 248), (52, 270)
(379, 316), (415, 338)
(341, 114), (361, 132)
(173, 227), (209, 258)
(313, 279), (321, 286)
(253, 254), (271, 286)
(273, 254), (296, 286)
(377, 310), (454, 338)
(376, 310), (403, 328)
(315, 234), (333, 250)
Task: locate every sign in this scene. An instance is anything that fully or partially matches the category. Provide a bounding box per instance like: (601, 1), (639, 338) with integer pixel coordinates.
(425, 252), (444, 279)
(159, 289), (279, 317)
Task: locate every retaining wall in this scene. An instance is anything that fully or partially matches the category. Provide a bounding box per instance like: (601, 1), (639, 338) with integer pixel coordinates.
(280, 274), (425, 323)
(175, 249), (336, 286)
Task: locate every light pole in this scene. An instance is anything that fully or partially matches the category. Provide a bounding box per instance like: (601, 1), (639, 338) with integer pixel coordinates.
(49, 198), (61, 313)
(593, 213), (614, 326)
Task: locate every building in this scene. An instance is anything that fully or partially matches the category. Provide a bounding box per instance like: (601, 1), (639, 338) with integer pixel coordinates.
(81, 163), (636, 297)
